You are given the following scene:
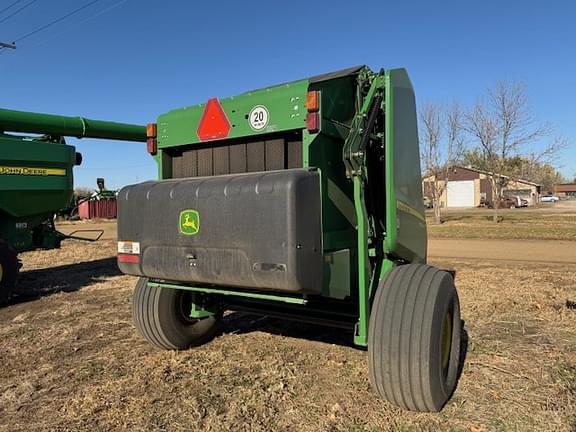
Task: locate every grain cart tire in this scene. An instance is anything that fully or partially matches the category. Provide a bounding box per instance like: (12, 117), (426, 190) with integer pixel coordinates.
(368, 264), (461, 412)
(132, 278), (220, 350)
(0, 240), (19, 304)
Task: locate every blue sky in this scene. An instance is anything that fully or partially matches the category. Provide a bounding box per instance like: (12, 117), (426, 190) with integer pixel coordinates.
(1, 0), (574, 189)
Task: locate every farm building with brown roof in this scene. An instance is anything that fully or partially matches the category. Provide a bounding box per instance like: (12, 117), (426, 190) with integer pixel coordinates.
(422, 165), (542, 208)
(554, 183), (576, 198)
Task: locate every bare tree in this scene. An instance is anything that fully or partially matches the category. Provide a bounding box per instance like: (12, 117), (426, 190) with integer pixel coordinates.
(74, 186), (94, 198)
(463, 81), (563, 222)
(420, 102), (465, 224)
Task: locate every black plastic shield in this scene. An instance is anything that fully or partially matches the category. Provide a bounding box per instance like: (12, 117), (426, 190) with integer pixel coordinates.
(117, 169), (322, 294)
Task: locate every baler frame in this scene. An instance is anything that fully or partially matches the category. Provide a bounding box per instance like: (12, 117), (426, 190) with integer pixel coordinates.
(136, 66), (425, 347)
(122, 65), (462, 412)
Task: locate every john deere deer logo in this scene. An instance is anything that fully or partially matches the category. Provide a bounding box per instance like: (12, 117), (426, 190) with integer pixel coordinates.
(179, 209), (200, 235)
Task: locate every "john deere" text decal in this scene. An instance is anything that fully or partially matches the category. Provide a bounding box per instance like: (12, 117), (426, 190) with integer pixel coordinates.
(0, 166), (66, 176)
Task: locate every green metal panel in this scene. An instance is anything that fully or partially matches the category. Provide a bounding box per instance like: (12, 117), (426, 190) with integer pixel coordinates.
(0, 136), (75, 217)
(383, 69), (427, 263)
(157, 80), (309, 148)
(306, 72), (359, 301)
(322, 249), (351, 299)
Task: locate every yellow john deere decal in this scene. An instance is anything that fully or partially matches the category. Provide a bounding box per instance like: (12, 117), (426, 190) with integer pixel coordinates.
(396, 200), (426, 223)
(0, 166), (66, 176)
(179, 209), (200, 235)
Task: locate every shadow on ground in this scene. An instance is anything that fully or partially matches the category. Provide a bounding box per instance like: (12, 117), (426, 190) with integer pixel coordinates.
(223, 310), (470, 367)
(5, 257), (121, 307)
(222, 311), (357, 348)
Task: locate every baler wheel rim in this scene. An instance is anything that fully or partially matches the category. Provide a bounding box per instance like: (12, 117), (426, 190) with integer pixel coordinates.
(441, 309), (453, 372)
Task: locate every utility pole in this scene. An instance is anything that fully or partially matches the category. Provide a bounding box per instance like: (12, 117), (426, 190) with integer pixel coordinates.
(0, 42), (16, 49)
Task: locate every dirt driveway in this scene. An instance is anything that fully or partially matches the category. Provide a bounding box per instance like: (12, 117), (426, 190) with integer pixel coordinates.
(57, 220), (118, 241)
(429, 238), (575, 265)
(0, 222), (574, 431)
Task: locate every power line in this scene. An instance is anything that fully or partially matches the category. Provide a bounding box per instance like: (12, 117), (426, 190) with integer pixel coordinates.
(23, 0), (128, 50)
(70, 0), (127, 31)
(15, 0), (103, 43)
(0, 0), (39, 25)
(0, 0), (25, 16)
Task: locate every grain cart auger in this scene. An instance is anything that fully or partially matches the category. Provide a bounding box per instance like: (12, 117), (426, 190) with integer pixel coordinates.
(117, 66), (463, 412)
(0, 108), (146, 302)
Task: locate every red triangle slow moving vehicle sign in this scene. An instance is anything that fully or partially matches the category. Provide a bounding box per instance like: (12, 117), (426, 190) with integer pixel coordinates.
(196, 98), (231, 141)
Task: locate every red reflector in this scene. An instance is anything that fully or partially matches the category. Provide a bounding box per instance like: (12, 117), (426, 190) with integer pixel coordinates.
(118, 254), (139, 263)
(306, 112), (320, 133)
(197, 98), (231, 141)
(147, 137), (157, 155)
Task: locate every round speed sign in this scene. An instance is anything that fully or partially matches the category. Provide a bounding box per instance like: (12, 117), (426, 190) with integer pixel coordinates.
(248, 105), (269, 130)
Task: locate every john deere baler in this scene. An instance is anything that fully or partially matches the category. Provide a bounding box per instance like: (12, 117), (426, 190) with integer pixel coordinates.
(118, 66), (463, 412)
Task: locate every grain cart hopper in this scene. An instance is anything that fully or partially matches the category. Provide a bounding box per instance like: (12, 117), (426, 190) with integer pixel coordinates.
(0, 108), (146, 302)
(117, 66), (462, 412)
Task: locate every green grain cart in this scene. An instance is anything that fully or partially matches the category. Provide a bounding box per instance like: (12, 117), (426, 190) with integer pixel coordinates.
(117, 66), (463, 412)
(0, 109), (145, 302)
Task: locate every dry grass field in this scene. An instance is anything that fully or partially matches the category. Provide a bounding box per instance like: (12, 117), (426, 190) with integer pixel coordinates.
(0, 219), (575, 431)
(427, 202), (576, 241)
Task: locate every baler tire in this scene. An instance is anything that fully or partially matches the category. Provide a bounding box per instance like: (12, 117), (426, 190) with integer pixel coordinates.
(0, 240), (19, 304)
(132, 278), (220, 350)
(368, 264), (461, 412)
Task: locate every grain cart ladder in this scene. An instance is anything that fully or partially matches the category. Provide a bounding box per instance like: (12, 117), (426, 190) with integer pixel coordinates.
(117, 66), (462, 412)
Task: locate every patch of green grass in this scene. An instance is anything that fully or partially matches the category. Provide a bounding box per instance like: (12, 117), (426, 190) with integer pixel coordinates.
(485, 417), (512, 431)
(467, 340), (497, 355)
(549, 361), (576, 390)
